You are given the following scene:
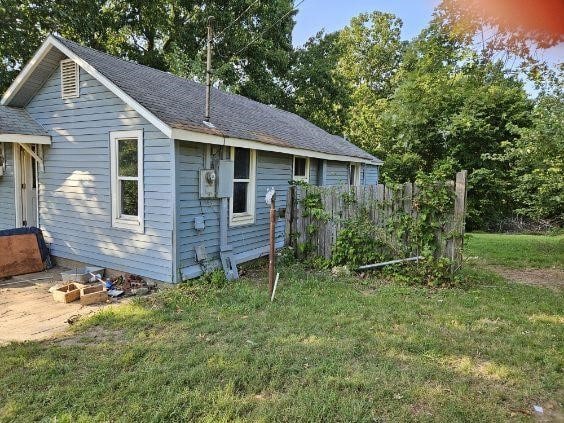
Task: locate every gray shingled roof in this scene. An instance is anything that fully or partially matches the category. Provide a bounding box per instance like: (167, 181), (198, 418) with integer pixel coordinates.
(54, 36), (380, 163)
(0, 106), (49, 136)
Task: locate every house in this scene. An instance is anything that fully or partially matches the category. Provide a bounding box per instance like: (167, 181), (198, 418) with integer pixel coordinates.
(0, 35), (382, 283)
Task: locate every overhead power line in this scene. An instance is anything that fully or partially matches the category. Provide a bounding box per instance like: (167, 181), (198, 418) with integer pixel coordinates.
(229, 0), (306, 60)
(215, 0), (262, 41)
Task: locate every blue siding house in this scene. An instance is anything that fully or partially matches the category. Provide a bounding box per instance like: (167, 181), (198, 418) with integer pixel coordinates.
(0, 35), (381, 283)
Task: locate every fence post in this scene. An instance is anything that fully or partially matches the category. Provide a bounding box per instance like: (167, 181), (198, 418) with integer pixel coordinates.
(451, 170), (468, 271)
(285, 185), (296, 248)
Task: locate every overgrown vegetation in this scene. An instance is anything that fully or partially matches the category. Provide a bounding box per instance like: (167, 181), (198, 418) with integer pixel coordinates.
(1, 234), (563, 421)
(297, 166), (460, 286)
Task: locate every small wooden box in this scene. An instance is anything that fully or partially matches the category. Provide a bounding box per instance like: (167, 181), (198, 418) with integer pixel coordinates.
(53, 283), (82, 303)
(80, 284), (108, 306)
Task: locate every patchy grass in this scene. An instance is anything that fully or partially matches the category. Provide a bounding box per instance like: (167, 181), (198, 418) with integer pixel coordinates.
(1, 258), (563, 421)
(465, 233), (564, 269)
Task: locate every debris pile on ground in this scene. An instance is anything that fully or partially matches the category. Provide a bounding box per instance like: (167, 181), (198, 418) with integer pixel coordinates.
(49, 270), (157, 305)
(106, 274), (157, 297)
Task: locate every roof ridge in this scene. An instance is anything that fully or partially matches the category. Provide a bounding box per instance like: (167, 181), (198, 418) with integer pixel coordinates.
(51, 34), (379, 161)
(55, 38), (320, 119)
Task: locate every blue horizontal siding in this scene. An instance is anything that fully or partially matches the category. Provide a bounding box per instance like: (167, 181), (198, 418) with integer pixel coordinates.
(364, 164), (379, 185)
(26, 66), (174, 282)
(0, 143), (16, 229)
(175, 144), (292, 278)
(325, 160), (349, 186)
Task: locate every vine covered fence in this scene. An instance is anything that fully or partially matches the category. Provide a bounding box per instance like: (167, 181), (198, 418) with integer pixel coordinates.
(284, 171), (468, 270)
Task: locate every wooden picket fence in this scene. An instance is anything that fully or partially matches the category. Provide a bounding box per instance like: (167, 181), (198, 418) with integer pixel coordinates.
(285, 171), (468, 270)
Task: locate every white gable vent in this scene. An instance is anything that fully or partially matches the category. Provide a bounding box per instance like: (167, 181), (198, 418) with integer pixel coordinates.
(60, 59), (79, 99)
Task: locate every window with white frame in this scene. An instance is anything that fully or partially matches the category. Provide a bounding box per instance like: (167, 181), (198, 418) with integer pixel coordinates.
(349, 163), (361, 186)
(110, 130), (144, 231)
(230, 147), (256, 226)
(293, 156), (309, 182)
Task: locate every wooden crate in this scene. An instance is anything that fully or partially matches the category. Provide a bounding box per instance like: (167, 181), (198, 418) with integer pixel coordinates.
(52, 283), (82, 303)
(80, 285), (108, 306)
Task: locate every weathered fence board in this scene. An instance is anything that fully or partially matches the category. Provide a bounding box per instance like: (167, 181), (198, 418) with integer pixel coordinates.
(285, 171), (468, 271)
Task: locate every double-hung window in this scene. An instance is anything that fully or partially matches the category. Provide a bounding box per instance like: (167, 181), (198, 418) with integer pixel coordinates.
(293, 156), (309, 182)
(110, 130), (144, 231)
(230, 147), (256, 226)
(349, 163), (361, 186)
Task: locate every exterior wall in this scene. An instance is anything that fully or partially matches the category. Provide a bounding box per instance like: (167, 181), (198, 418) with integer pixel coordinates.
(175, 143), (378, 280)
(25, 66), (174, 281)
(175, 142), (290, 280)
(364, 164), (380, 185)
(0, 143), (16, 229)
(325, 160), (350, 186)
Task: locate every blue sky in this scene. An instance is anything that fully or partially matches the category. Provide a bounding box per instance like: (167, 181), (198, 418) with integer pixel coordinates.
(292, 0), (440, 46)
(292, 0), (562, 95)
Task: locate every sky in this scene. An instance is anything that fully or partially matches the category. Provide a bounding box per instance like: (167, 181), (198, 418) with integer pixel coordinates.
(291, 0), (562, 95)
(292, 0), (440, 46)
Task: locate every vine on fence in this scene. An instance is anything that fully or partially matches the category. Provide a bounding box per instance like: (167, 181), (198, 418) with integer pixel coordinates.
(292, 168), (464, 286)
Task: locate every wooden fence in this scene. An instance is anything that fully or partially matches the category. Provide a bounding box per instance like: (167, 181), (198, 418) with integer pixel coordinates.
(285, 170), (468, 269)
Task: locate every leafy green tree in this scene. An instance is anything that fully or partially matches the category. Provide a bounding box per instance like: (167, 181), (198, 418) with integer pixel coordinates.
(377, 23), (532, 229)
(337, 12), (404, 153)
(0, 0), (296, 105)
(503, 89), (563, 221)
(286, 31), (350, 136)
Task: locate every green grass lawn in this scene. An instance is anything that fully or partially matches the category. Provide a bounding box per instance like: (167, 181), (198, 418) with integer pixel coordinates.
(1, 236), (563, 422)
(465, 233), (564, 269)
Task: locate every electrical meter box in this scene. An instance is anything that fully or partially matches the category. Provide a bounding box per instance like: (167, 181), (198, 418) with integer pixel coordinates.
(217, 160), (234, 198)
(199, 169), (216, 198)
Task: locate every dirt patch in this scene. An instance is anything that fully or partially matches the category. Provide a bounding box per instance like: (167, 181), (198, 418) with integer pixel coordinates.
(0, 268), (126, 345)
(489, 266), (564, 291)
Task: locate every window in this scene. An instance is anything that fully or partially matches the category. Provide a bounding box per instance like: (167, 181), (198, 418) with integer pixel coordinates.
(230, 147), (256, 226)
(349, 163), (361, 186)
(293, 156), (310, 182)
(110, 130), (144, 231)
(60, 59), (79, 99)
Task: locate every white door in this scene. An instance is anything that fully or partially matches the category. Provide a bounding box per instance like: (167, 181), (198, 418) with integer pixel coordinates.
(17, 145), (38, 227)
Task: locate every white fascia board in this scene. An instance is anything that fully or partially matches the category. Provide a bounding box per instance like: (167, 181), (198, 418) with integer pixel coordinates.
(171, 127), (381, 165)
(1, 38), (54, 106)
(0, 134), (51, 144)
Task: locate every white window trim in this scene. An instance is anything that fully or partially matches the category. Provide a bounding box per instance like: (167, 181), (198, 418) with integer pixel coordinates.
(60, 59), (79, 99)
(110, 130), (144, 232)
(292, 156), (310, 183)
(350, 163), (361, 186)
(229, 147), (256, 227)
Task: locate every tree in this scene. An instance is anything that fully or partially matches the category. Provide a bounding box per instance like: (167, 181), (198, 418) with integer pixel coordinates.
(376, 22), (533, 229)
(0, 0), (296, 105)
(501, 79), (563, 221)
(286, 31), (350, 136)
(337, 12), (404, 154)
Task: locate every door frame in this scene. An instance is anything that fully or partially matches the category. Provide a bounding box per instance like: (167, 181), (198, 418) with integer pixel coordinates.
(13, 143), (39, 228)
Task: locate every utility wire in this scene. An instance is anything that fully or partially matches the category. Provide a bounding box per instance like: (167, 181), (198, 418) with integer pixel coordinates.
(215, 0), (261, 41)
(227, 0), (306, 61)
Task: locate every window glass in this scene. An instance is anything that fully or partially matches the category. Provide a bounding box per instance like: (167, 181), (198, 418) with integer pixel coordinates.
(294, 157), (306, 177)
(118, 139), (138, 177)
(121, 180), (138, 216)
(233, 182), (248, 213)
(234, 148), (250, 179)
